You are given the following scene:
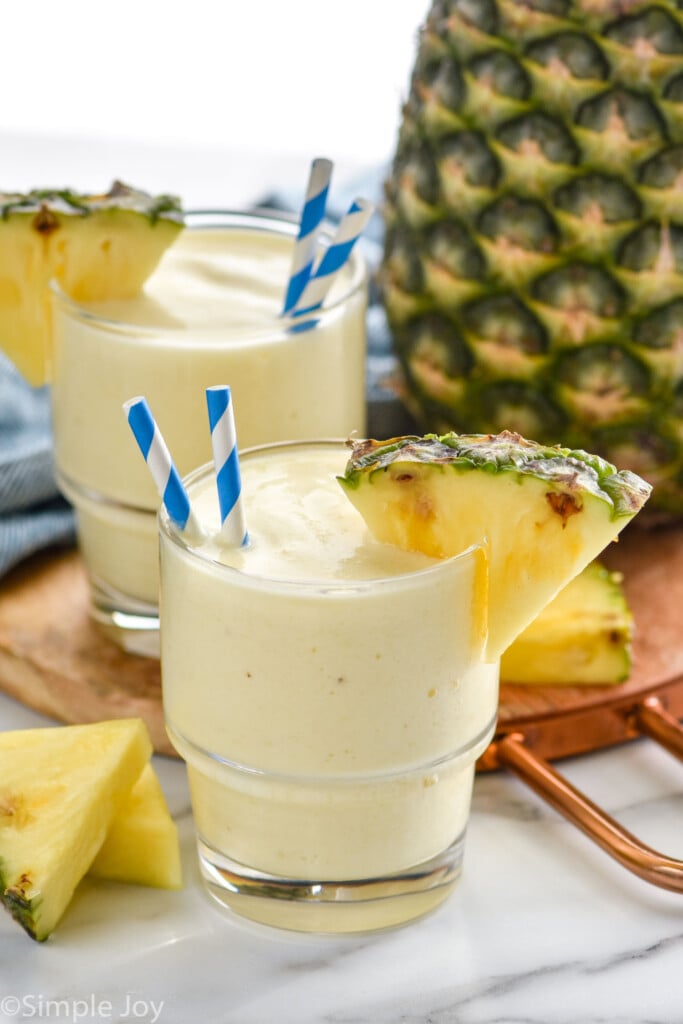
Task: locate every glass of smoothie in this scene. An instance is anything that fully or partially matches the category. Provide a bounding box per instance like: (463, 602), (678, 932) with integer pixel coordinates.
(159, 439), (499, 933)
(50, 211), (367, 655)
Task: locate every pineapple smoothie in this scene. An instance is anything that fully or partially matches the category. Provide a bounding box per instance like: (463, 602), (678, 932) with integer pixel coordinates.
(159, 440), (499, 932)
(50, 212), (367, 648)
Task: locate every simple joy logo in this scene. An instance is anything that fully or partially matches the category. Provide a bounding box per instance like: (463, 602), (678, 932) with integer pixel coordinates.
(0, 993), (164, 1023)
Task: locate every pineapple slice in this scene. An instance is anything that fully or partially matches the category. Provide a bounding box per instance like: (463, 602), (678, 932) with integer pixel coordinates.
(89, 763), (182, 890)
(0, 182), (183, 386)
(339, 431), (651, 660)
(0, 719), (152, 941)
(501, 562), (633, 685)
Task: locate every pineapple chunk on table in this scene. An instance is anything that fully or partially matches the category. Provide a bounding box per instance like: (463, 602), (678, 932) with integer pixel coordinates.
(0, 718), (154, 941)
(90, 763), (182, 890)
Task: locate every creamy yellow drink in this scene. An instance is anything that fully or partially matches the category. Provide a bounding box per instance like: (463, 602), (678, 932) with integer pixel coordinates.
(159, 441), (499, 932)
(51, 212), (367, 645)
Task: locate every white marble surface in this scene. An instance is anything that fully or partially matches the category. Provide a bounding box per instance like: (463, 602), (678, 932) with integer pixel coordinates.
(1, 691), (682, 1024)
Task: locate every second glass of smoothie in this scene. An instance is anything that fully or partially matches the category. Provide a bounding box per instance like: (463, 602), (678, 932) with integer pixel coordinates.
(50, 210), (367, 653)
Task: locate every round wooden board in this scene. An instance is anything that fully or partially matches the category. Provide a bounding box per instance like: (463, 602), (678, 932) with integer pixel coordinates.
(0, 549), (171, 755)
(0, 527), (681, 766)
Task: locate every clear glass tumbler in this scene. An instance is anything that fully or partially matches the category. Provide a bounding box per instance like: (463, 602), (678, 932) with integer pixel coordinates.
(50, 211), (368, 654)
(159, 440), (499, 934)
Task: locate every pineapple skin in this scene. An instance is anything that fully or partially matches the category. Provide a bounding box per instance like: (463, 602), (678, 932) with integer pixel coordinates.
(501, 562), (633, 684)
(383, 0), (683, 522)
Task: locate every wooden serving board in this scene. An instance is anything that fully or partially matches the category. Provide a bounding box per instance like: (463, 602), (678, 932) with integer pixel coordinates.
(0, 549), (173, 755)
(0, 529), (682, 765)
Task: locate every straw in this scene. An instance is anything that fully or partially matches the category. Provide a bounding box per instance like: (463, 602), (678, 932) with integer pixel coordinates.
(291, 197), (374, 317)
(205, 385), (249, 546)
(282, 157), (333, 315)
(123, 397), (200, 533)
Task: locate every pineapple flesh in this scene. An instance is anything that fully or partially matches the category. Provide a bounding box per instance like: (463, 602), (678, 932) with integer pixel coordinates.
(383, 0), (683, 521)
(0, 719), (152, 941)
(89, 763), (182, 890)
(339, 430), (650, 660)
(501, 561), (633, 684)
(0, 182), (183, 386)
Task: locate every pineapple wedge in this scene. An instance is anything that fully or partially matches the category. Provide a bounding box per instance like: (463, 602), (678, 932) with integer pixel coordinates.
(0, 719), (152, 941)
(89, 763), (182, 890)
(339, 431), (651, 660)
(501, 563), (633, 685)
(0, 182), (183, 386)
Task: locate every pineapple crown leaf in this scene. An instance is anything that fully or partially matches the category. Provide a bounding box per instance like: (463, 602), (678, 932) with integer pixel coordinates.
(341, 430), (652, 517)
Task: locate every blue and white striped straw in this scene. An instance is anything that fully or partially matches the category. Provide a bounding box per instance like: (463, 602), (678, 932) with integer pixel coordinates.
(282, 157), (333, 315)
(291, 197), (374, 317)
(123, 396), (200, 534)
(206, 385), (248, 547)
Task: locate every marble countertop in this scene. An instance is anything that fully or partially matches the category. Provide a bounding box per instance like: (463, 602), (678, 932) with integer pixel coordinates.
(2, 691), (682, 1024)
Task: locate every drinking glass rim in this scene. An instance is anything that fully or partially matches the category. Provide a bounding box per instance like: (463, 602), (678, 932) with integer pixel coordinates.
(48, 208), (368, 338)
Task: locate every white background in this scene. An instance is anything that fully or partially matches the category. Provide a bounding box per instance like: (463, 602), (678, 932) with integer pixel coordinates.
(0, 1), (429, 205)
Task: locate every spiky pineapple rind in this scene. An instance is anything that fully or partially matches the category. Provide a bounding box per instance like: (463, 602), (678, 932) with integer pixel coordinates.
(383, 0), (683, 520)
(341, 430), (652, 519)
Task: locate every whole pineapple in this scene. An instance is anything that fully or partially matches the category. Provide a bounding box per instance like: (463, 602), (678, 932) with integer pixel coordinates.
(382, 0), (683, 521)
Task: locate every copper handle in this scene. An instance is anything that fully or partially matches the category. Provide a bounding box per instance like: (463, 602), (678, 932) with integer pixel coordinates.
(493, 700), (683, 894)
(634, 696), (683, 763)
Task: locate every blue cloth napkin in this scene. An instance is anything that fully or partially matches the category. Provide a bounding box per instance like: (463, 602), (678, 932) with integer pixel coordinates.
(0, 353), (75, 577)
(0, 166), (414, 581)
